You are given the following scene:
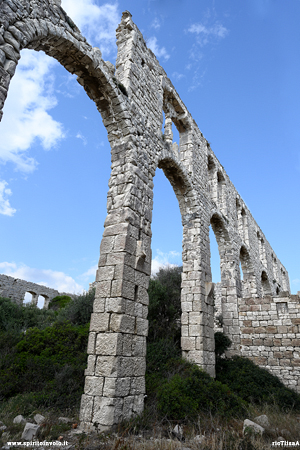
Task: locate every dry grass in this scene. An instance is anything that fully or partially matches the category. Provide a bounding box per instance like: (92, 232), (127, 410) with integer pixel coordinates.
(1, 402), (300, 450)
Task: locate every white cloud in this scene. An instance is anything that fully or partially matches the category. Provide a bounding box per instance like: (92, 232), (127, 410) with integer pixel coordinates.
(76, 132), (87, 145)
(151, 250), (181, 276)
(151, 18), (161, 30)
(0, 262), (84, 293)
(81, 264), (98, 280)
(0, 181), (16, 216)
(172, 72), (185, 81)
(61, 0), (120, 57)
(0, 50), (64, 173)
(147, 37), (170, 61)
(188, 22), (228, 47)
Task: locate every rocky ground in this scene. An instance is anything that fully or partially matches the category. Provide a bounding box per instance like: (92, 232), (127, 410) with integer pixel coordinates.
(1, 411), (300, 450)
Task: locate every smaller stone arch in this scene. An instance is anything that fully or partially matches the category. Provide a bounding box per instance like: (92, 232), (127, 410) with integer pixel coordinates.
(157, 156), (197, 220)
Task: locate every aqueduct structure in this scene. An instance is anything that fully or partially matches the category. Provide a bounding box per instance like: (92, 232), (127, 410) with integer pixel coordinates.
(0, 0), (292, 430)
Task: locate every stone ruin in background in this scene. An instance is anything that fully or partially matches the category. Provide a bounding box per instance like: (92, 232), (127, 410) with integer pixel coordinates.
(1, 0), (299, 431)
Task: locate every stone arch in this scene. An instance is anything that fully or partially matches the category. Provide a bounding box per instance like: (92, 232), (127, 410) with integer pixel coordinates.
(239, 245), (257, 297)
(156, 156), (215, 375)
(0, 8), (124, 129)
(261, 270), (272, 296)
(157, 156), (197, 218)
(210, 212), (240, 350)
(24, 291), (37, 305)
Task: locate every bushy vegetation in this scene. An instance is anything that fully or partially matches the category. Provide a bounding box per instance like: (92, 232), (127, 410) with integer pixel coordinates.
(0, 297), (56, 333)
(147, 266), (182, 344)
(1, 266), (300, 427)
(0, 291), (94, 409)
(48, 294), (72, 311)
(216, 355), (300, 411)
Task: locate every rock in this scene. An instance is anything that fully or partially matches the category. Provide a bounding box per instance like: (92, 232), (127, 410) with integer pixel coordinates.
(194, 434), (205, 443)
(34, 414), (45, 425)
(172, 424), (184, 441)
(58, 417), (73, 424)
(21, 423), (40, 440)
(13, 415), (26, 425)
(1, 444), (10, 450)
(243, 419), (264, 436)
(173, 424), (183, 436)
(254, 414), (270, 428)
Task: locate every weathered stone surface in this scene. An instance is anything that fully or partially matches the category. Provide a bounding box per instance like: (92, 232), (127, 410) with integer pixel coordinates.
(21, 423), (40, 440)
(34, 413), (45, 425)
(243, 419), (264, 436)
(0, 274), (73, 308)
(13, 415), (26, 425)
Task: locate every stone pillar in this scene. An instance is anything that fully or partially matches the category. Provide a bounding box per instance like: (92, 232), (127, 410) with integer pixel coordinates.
(31, 293), (38, 306)
(221, 254), (241, 354)
(80, 144), (152, 431)
(181, 216), (215, 377)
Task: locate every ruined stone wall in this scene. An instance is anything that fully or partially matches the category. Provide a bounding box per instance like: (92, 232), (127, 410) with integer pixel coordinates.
(0, 274), (61, 308)
(0, 1), (291, 431)
(239, 293), (300, 392)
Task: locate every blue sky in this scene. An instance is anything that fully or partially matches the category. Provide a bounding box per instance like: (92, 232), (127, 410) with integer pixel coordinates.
(0, 0), (299, 298)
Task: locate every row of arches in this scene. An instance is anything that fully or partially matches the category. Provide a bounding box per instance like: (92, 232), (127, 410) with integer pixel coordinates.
(24, 291), (50, 309)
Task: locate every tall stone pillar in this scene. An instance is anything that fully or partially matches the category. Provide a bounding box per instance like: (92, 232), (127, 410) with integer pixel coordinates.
(80, 142), (152, 431)
(220, 254), (241, 354)
(181, 216), (215, 377)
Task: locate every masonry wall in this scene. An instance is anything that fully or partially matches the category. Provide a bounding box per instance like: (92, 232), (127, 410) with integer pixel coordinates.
(239, 293), (300, 392)
(0, 274), (67, 308)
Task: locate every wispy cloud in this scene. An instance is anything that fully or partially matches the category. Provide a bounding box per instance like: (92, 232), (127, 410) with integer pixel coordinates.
(61, 0), (120, 57)
(188, 22), (228, 47)
(147, 37), (170, 61)
(172, 72), (185, 82)
(0, 181), (16, 216)
(76, 132), (87, 145)
(81, 263), (98, 280)
(0, 262), (84, 293)
(151, 250), (181, 276)
(151, 18), (161, 30)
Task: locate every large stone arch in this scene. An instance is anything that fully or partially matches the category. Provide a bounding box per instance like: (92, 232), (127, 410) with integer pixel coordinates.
(157, 155), (215, 375)
(0, 1), (127, 132)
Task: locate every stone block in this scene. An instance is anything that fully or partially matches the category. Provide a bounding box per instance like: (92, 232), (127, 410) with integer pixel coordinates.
(110, 313), (136, 333)
(90, 313), (110, 332)
(84, 376), (104, 396)
(95, 333), (122, 355)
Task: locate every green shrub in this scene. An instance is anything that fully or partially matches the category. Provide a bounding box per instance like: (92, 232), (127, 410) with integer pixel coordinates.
(0, 321), (89, 407)
(57, 289), (95, 325)
(48, 295), (72, 311)
(214, 331), (232, 358)
(0, 297), (56, 333)
(216, 355), (300, 411)
(148, 266), (182, 344)
(156, 359), (247, 420)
